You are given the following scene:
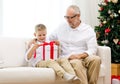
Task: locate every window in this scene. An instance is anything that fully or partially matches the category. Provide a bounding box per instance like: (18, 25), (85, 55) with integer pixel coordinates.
(2, 0), (72, 38)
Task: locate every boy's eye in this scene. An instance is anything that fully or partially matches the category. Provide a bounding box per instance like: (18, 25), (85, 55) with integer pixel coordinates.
(38, 34), (46, 36)
(43, 34), (46, 36)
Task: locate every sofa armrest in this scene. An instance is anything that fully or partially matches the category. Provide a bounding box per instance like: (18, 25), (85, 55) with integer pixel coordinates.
(97, 46), (111, 84)
(97, 46), (111, 65)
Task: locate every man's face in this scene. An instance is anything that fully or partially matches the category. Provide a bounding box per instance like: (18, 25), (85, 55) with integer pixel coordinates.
(34, 30), (47, 42)
(64, 8), (80, 28)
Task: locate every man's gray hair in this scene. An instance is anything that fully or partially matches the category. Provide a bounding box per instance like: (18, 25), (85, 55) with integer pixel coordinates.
(68, 5), (81, 15)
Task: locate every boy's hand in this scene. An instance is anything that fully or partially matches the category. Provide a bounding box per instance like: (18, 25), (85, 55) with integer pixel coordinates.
(54, 40), (60, 46)
(28, 38), (37, 49)
(33, 43), (40, 49)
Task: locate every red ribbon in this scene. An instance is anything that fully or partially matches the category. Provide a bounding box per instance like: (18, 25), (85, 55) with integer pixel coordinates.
(104, 0), (108, 3)
(34, 41), (55, 60)
(33, 50), (36, 58)
(111, 75), (120, 84)
(112, 75), (120, 80)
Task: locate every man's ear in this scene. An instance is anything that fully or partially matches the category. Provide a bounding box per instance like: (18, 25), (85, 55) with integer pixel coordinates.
(78, 14), (80, 17)
(34, 33), (36, 37)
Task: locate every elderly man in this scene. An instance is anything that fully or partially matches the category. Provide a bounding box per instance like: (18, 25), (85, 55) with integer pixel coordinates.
(49, 5), (101, 84)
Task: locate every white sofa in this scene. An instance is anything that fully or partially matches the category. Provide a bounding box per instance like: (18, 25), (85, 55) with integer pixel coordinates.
(0, 37), (111, 84)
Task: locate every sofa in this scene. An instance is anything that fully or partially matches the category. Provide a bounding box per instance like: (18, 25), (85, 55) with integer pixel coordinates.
(0, 37), (111, 84)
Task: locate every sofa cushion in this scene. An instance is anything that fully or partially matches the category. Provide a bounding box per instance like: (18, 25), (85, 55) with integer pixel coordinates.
(0, 67), (55, 83)
(0, 37), (28, 68)
(99, 64), (105, 77)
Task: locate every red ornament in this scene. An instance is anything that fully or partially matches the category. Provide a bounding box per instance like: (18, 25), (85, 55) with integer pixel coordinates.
(118, 41), (120, 45)
(99, 7), (104, 11)
(104, 0), (108, 3)
(105, 28), (111, 33)
(100, 23), (103, 27)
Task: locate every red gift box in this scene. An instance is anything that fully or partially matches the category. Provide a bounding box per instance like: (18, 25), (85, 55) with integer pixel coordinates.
(34, 41), (59, 60)
(112, 75), (120, 84)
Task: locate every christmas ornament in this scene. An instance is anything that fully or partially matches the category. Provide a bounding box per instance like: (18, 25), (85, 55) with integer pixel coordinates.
(111, 25), (114, 28)
(100, 0), (104, 4)
(96, 32), (100, 39)
(118, 41), (120, 45)
(104, 0), (108, 3)
(102, 2), (107, 5)
(111, 0), (118, 3)
(114, 13), (118, 17)
(101, 40), (105, 44)
(103, 21), (107, 24)
(108, 0), (111, 2)
(101, 40), (108, 44)
(104, 40), (109, 44)
(108, 10), (112, 14)
(99, 7), (104, 11)
(113, 39), (119, 44)
(100, 23), (103, 27)
(105, 28), (111, 33)
(118, 10), (120, 14)
(110, 14), (114, 18)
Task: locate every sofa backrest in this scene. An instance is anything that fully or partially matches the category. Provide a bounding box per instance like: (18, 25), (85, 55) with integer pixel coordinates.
(0, 37), (29, 68)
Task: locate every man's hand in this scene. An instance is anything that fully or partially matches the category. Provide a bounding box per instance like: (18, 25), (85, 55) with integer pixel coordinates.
(68, 53), (88, 60)
(68, 54), (79, 60)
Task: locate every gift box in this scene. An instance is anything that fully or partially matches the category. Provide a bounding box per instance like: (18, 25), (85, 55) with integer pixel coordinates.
(112, 78), (120, 84)
(111, 63), (120, 76)
(112, 75), (120, 84)
(34, 41), (60, 60)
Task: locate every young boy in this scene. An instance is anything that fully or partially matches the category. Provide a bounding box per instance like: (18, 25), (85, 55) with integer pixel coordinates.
(25, 24), (80, 83)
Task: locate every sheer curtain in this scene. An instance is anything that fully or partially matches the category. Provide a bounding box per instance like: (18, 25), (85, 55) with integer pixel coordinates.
(2, 0), (72, 38)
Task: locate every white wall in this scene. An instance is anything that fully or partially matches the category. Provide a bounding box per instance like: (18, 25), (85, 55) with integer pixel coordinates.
(0, 0), (100, 37)
(2, 0), (72, 38)
(72, 0), (99, 28)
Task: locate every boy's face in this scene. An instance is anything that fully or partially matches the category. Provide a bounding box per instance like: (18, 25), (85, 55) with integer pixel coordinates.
(34, 30), (47, 42)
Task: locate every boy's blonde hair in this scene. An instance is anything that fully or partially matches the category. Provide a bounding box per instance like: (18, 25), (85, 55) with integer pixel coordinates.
(35, 24), (46, 33)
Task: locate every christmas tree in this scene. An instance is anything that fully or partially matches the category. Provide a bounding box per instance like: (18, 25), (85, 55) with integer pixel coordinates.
(95, 0), (120, 63)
